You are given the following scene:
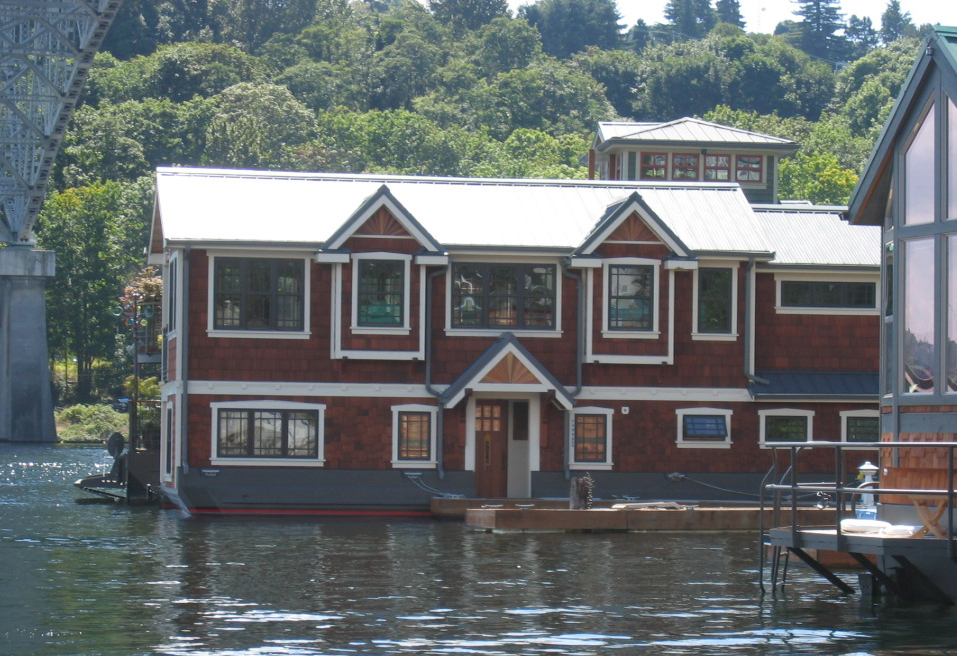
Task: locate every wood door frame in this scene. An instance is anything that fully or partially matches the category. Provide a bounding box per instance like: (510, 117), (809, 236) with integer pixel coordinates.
(465, 394), (541, 498)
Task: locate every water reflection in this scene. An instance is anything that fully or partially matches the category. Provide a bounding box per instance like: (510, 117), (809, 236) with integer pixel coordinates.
(4, 444), (957, 655)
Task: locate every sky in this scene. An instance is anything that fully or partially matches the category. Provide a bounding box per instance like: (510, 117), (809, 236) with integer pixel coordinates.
(508, 1), (957, 35)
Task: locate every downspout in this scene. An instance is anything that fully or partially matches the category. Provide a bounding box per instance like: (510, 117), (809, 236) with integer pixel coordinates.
(179, 245), (190, 474)
(743, 257), (769, 387)
(561, 261), (586, 480)
(425, 265), (448, 478)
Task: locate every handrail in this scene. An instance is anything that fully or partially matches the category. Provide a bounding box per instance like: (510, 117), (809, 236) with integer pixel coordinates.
(762, 440), (957, 560)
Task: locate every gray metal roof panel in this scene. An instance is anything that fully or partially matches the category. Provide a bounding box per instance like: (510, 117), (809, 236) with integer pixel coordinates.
(597, 117), (796, 148)
(753, 207), (882, 267)
(155, 168), (771, 254)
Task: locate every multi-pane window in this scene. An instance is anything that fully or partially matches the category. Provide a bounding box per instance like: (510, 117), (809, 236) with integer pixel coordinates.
(846, 416), (879, 443)
(697, 268), (732, 333)
(672, 154), (699, 180)
(704, 154), (731, 181)
(217, 408), (319, 458)
(398, 411), (431, 460)
(640, 153), (667, 179)
(780, 281), (876, 309)
(763, 415), (809, 443)
(358, 260), (404, 327)
(735, 155), (762, 182)
(451, 263), (556, 330)
(676, 408), (732, 448)
(608, 264), (654, 331)
(213, 258), (304, 331)
(574, 414), (607, 462)
(682, 415), (728, 441)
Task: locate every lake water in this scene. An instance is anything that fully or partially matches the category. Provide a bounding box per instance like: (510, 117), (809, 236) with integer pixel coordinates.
(3, 444), (957, 656)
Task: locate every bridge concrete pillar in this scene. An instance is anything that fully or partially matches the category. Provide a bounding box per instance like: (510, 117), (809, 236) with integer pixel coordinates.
(0, 247), (56, 442)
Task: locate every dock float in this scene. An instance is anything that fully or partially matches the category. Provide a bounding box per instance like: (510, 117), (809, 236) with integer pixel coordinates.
(464, 503), (834, 533)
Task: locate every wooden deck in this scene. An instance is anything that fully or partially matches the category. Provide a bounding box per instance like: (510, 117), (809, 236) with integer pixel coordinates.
(461, 504), (834, 533)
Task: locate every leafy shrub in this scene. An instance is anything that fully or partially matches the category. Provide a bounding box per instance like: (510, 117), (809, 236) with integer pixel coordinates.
(55, 404), (128, 443)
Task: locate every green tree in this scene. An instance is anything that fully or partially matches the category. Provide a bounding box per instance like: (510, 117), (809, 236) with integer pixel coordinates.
(203, 82), (316, 169)
(715, 0), (744, 29)
(519, 0), (622, 59)
(793, 0), (845, 61)
(466, 16), (543, 77)
(428, 0), (509, 34)
(665, 0), (716, 39)
(37, 183), (146, 403)
(571, 47), (641, 118)
(779, 151), (859, 204)
(844, 15), (879, 60)
(880, 0), (913, 44)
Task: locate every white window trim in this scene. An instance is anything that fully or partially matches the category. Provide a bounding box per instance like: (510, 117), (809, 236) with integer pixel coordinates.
(759, 408), (814, 448)
(351, 252), (412, 335)
(692, 263), (739, 341)
(165, 250), (179, 339)
(773, 272), (880, 316)
(391, 404), (438, 469)
(443, 257), (563, 337)
(602, 257), (661, 339)
(206, 251), (313, 339)
(210, 400), (326, 466)
(676, 407), (733, 449)
(840, 408), (880, 447)
(569, 406), (614, 470)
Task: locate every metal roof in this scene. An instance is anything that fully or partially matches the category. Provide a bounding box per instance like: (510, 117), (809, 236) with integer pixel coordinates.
(152, 168), (876, 268)
(595, 117), (797, 150)
(751, 371), (879, 400)
(752, 206), (882, 268)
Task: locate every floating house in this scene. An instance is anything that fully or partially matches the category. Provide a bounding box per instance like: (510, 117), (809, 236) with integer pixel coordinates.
(765, 26), (957, 602)
(151, 125), (880, 516)
(587, 117), (798, 204)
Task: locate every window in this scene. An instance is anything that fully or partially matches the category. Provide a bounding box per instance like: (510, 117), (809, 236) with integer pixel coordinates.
(570, 407), (613, 469)
(704, 154), (731, 181)
(949, 235), (957, 392)
(950, 98), (957, 218)
(357, 260), (404, 327)
(676, 408), (732, 448)
(167, 254), (178, 334)
(626, 152), (637, 180)
(640, 153), (667, 179)
(904, 102), (935, 226)
(696, 268), (733, 334)
(759, 409), (814, 446)
(735, 155), (762, 182)
(607, 264), (655, 331)
(672, 154), (699, 180)
(163, 404), (173, 478)
(841, 410), (879, 444)
(780, 280), (877, 310)
(212, 402), (326, 465)
(213, 257), (305, 331)
(451, 263), (556, 330)
(392, 404), (438, 468)
(903, 238), (935, 393)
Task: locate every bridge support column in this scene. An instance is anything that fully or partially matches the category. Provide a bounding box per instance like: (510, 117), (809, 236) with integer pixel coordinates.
(0, 247), (56, 442)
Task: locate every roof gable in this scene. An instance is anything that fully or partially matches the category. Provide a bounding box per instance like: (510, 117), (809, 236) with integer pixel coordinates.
(575, 192), (690, 257)
(440, 334), (574, 409)
(325, 184), (444, 253)
(850, 27), (957, 225)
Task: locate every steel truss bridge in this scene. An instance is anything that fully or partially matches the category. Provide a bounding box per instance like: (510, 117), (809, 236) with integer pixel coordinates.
(0, 1), (121, 442)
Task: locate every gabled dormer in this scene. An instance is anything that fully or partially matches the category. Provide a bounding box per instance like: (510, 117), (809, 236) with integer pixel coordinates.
(317, 184), (448, 360)
(588, 117), (798, 204)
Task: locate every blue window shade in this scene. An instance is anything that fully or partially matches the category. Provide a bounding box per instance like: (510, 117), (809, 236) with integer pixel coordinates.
(683, 415), (727, 440)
